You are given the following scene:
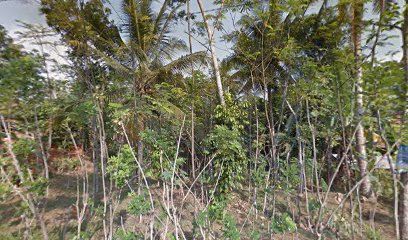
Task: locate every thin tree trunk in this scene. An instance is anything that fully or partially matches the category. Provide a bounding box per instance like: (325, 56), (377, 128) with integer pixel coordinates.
(401, 173), (408, 240)
(352, 0), (372, 198)
(196, 0), (225, 105)
(0, 115), (49, 240)
(399, 1), (408, 239)
(92, 116), (100, 206)
(188, 0), (196, 179)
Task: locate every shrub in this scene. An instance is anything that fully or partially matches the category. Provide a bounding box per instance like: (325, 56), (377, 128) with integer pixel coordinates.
(270, 213), (297, 234)
(107, 145), (136, 187)
(223, 214), (240, 240)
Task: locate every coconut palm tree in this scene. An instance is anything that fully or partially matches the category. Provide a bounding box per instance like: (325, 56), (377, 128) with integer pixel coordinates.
(42, 0), (206, 158)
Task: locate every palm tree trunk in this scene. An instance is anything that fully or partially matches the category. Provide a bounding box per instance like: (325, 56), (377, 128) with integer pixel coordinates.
(196, 0), (225, 105)
(399, 1), (408, 239)
(352, 0), (372, 198)
(188, 0), (196, 178)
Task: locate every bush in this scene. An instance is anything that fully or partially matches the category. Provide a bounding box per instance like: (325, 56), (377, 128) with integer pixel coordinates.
(107, 145), (136, 187)
(114, 230), (143, 240)
(365, 226), (384, 240)
(270, 213), (297, 234)
(127, 192), (150, 215)
(13, 139), (36, 159)
(223, 215), (240, 240)
(51, 157), (80, 172)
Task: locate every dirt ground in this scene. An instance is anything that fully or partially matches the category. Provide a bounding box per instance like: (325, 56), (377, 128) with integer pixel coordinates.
(0, 156), (397, 239)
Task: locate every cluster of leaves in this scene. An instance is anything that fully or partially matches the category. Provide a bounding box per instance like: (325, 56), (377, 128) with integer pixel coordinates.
(270, 213), (297, 234)
(51, 157), (80, 173)
(277, 158), (301, 194)
(127, 192), (151, 216)
(222, 214), (240, 240)
(114, 229), (144, 240)
(206, 94), (248, 199)
(142, 129), (179, 180)
(12, 139), (36, 159)
(26, 177), (49, 197)
(107, 144), (136, 187)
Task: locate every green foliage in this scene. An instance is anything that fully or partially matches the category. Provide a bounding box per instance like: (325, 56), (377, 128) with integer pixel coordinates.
(308, 198), (321, 219)
(26, 177), (49, 197)
(214, 93), (248, 132)
(141, 129), (181, 180)
(250, 231), (261, 240)
(250, 155), (268, 187)
(207, 125), (247, 195)
(0, 233), (22, 240)
(0, 52), (45, 107)
(12, 139), (36, 159)
(364, 61), (406, 142)
(0, 0), (404, 238)
(270, 213), (297, 234)
(208, 198), (227, 220)
(308, 198), (320, 213)
(206, 93), (248, 202)
(192, 209), (209, 237)
(107, 145), (136, 187)
(222, 214), (240, 240)
(0, 182), (10, 201)
(278, 158), (301, 194)
(51, 157), (80, 172)
(371, 169), (394, 200)
(364, 226), (384, 240)
(127, 192), (151, 216)
(114, 229), (144, 240)
(65, 100), (97, 127)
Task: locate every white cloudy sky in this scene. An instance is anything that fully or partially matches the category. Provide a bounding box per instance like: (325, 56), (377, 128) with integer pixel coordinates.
(0, 0), (404, 62)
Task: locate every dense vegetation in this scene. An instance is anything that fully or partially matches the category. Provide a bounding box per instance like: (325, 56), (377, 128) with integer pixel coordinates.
(0, 0), (407, 239)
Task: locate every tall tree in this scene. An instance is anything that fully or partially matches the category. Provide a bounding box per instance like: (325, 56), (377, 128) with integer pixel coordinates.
(351, 0), (373, 197)
(197, 0), (225, 105)
(399, 1), (408, 239)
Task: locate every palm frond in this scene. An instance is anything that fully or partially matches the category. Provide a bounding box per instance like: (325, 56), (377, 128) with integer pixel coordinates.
(153, 0), (171, 35)
(159, 51), (209, 74)
(373, 0), (393, 14)
(152, 38), (188, 64)
(337, 0), (350, 25)
(69, 39), (132, 75)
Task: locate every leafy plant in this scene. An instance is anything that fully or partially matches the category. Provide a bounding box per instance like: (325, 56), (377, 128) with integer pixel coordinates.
(107, 145), (136, 187)
(26, 177), (49, 197)
(13, 139), (36, 159)
(206, 125), (247, 195)
(114, 230), (144, 240)
(308, 198), (321, 220)
(270, 213), (297, 234)
(365, 225), (384, 240)
(51, 157), (80, 172)
(250, 231), (261, 240)
(278, 158), (301, 194)
(223, 214), (240, 240)
(141, 129), (177, 180)
(127, 192), (151, 216)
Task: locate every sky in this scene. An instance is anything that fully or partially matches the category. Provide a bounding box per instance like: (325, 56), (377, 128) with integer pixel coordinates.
(0, 0), (404, 64)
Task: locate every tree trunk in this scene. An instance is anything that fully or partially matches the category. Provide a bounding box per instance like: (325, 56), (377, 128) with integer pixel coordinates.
(196, 0), (225, 105)
(352, 0), (372, 198)
(188, 0), (196, 179)
(137, 113), (145, 195)
(92, 116), (100, 206)
(401, 173), (408, 240)
(399, 1), (408, 239)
